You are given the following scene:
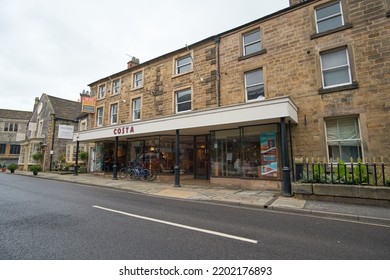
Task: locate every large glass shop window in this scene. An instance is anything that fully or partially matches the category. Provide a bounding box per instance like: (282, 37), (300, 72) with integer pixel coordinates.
(211, 125), (281, 178)
(210, 129), (241, 177)
(242, 125), (280, 178)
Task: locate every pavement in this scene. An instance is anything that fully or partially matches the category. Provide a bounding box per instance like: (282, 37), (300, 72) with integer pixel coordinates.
(6, 170), (390, 226)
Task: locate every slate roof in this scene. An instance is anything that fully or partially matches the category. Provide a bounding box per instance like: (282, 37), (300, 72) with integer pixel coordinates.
(47, 95), (82, 121)
(0, 109), (32, 120)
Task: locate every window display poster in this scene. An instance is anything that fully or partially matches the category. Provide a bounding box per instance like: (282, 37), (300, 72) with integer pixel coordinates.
(260, 131), (278, 177)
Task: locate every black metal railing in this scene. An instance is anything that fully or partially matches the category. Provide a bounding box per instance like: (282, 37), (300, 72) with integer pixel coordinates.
(295, 158), (390, 187)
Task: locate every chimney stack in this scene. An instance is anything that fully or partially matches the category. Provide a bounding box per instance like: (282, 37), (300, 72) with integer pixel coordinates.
(127, 56), (140, 69)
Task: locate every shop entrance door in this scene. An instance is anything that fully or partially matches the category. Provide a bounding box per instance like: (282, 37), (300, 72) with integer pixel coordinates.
(195, 136), (209, 179)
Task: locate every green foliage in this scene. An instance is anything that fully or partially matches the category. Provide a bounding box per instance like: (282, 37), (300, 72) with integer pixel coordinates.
(79, 151), (88, 161)
(7, 163), (18, 172)
(32, 152), (43, 161)
(30, 164), (42, 174)
(79, 166), (87, 173)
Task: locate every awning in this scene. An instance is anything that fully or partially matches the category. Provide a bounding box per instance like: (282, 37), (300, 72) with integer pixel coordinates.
(74, 96), (298, 142)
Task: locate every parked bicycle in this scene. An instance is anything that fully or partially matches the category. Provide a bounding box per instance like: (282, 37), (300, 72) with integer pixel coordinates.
(119, 161), (157, 181)
(119, 161), (135, 179)
(130, 163), (157, 181)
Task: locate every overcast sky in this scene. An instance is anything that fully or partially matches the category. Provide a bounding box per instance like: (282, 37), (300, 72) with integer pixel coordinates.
(0, 0), (288, 112)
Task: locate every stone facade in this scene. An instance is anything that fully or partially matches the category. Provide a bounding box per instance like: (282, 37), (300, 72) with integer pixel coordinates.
(216, 0), (390, 162)
(83, 0), (390, 187)
(19, 94), (82, 171)
(0, 109), (32, 165)
(89, 40), (218, 128)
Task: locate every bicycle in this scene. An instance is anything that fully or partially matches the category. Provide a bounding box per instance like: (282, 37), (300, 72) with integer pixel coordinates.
(119, 161), (136, 179)
(129, 164), (150, 181)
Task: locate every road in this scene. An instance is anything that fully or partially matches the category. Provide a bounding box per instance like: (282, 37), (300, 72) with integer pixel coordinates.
(1, 173), (389, 260)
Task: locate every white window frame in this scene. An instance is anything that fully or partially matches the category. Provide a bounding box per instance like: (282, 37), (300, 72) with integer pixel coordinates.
(325, 116), (363, 162)
(175, 88), (192, 113)
(244, 68), (265, 102)
(175, 55), (192, 75)
(96, 107), (103, 127)
(98, 84), (106, 99)
(112, 79), (120, 95)
(110, 104), (118, 124)
(320, 47), (352, 89)
(132, 98), (141, 121)
(243, 29), (261, 56)
(315, 1), (344, 33)
(133, 71), (143, 88)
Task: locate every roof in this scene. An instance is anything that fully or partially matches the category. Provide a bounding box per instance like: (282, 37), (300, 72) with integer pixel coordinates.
(47, 95), (82, 121)
(0, 108), (32, 120)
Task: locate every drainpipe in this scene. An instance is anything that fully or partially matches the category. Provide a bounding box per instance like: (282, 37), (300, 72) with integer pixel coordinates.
(214, 35), (221, 107)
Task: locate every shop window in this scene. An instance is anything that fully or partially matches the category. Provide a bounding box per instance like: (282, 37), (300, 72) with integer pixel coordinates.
(133, 71), (143, 88)
(175, 55), (192, 75)
(320, 47), (352, 89)
(325, 116), (363, 162)
(242, 125), (280, 178)
(245, 69), (264, 101)
(175, 88), (192, 113)
(96, 107), (103, 126)
(243, 29), (262, 56)
(210, 129), (241, 177)
(110, 104), (118, 124)
(315, 1), (344, 33)
(132, 98), (141, 121)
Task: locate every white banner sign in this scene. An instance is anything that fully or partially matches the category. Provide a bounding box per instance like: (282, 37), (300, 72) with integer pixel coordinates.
(58, 125), (74, 139)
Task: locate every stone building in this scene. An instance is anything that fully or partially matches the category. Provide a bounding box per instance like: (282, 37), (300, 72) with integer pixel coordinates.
(0, 109), (32, 166)
(75, 0), (390, 191)
(19, 94), (83, 171)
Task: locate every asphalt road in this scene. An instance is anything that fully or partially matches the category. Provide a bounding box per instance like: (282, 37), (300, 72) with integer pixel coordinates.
(1, 173), (389, 260)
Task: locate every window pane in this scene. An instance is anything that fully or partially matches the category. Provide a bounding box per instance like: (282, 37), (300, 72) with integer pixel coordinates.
(177, 90), (191, 102)
(317, 16), (343, 33)
(247, 84), (265, 100)
(177, 63), (191, 74)
(326, 117), (362, 162)
(244, 42), (261, 55)
(133, 99), (141, 120)
(323, 67), (350, 87)
(316, 2), (340, 21)
(177, 56), (191, 67)
(245, 70), (263, 85)
(178, 102), (191, 112)
(244, 30), (260, 45)
(176, 89), (191, 112)
(321, 49), (348, 69)
(177, 56), (192, 74)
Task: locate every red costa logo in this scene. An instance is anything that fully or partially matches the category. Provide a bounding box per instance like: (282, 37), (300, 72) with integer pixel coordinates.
(113, 126), (135, 135)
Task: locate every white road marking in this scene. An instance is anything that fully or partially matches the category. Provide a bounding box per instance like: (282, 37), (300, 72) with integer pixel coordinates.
(93, 205), (258, 244)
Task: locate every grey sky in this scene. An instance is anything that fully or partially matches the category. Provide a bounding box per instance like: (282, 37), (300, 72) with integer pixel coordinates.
(0, 0), (288, 111)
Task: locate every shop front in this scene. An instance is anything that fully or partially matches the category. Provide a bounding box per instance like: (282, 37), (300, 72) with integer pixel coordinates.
(74, 97), (298, 192)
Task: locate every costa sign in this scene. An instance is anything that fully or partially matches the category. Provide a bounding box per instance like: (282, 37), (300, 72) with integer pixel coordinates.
(113, 126), (135, 135)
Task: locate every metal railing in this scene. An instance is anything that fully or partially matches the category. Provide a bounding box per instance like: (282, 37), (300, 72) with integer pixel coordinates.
(294, 158), (390, 187)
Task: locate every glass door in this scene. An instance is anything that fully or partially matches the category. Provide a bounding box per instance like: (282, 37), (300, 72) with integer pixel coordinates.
(195, 136), (209, 179)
